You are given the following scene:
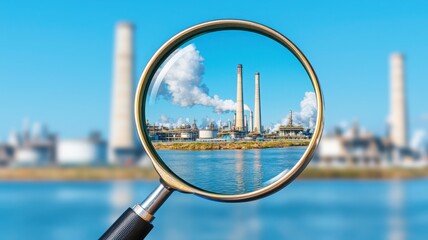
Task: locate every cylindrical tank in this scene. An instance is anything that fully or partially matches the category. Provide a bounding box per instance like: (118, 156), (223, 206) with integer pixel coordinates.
(199, 130), (218, 139)
(57, 139), (106, 165)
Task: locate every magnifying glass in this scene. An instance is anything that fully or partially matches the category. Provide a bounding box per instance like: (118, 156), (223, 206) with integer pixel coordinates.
(101, 19), (323, 240)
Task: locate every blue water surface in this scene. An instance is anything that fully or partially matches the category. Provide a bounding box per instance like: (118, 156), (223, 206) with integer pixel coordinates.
(159, 147), (305, 194)
(0, 179), (427, 240)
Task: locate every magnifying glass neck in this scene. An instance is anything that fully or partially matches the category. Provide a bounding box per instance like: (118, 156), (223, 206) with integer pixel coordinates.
(133, 183), (173, 223)
(100, 184), (173, 239)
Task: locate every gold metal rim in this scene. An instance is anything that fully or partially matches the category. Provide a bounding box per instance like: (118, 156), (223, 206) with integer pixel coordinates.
(135, 19), (324, 202)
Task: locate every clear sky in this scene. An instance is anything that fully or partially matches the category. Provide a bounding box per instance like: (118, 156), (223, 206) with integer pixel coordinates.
(1, 0), (427, 141)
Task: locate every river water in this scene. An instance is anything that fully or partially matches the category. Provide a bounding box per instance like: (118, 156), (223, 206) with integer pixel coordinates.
(158, 147), (306, 194)
(0, 179), (427, 240)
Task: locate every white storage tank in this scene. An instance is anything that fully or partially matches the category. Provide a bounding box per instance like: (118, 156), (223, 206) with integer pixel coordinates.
(199, 129), (218, 139)
(14, 147), (51, 165)
(57, 139), (106, 165)
(181, 132), (191, 139)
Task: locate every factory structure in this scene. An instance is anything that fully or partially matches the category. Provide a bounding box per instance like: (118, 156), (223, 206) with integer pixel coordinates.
(0, 21), (426, 167)
(0, 22), (133, 166)
(0, 121), (106, 166)
(146, 64), (311, 143)
(0, 21), (309, 166)
(313, 53), (426, 167)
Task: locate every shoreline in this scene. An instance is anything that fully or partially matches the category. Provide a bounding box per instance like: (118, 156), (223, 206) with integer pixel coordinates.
(0, 167), (427, 181)
(0, 167), (159, 181)
(152, 140), (310, 150)
(299, 167), (428, 180)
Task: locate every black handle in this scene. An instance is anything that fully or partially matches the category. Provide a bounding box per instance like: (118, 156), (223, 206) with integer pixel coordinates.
(100, 208), (153, 240)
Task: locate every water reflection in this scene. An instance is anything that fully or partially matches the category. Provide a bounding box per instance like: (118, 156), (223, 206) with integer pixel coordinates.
(388, 180), (404, 240)
(229, 201), (261, 240)
(108, 181), (133, 223)
(235, 150), (245, 193)
(253, 149), (263, 190)
(0, 180), (427, 239)
(160, 147), (304, 194)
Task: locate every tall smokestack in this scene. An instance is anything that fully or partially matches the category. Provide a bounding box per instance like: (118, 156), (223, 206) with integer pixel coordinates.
(254, 72), (262, 134)
(109, 22), (135, 164)
(249, 111), (253, 132)
(389, 53), (407, 148)
(235, 64), (245, 131)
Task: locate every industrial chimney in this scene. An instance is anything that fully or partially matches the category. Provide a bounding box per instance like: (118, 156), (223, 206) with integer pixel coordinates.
(108, 22), (135, 164)
(249, 111), (253, 132)
(254, 72), (262, 134)
(235, 64), (245, 131)
(389, 53), (407, 149)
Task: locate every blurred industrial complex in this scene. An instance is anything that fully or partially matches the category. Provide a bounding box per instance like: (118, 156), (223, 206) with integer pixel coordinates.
(313, 53), (427, 168)
(0, 22), (426, 168)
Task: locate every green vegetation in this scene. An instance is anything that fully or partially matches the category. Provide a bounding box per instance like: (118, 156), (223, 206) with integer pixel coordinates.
(153, 140), (310, 150)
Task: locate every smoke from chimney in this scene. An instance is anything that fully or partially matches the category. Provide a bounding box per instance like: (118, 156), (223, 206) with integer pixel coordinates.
(150, 44), (250, 113)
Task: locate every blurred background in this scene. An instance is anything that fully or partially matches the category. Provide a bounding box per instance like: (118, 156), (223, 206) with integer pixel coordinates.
(0, 0), (427, 239)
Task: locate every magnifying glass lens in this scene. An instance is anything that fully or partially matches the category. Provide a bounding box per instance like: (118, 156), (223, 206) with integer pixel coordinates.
(144, 30), (317, 195)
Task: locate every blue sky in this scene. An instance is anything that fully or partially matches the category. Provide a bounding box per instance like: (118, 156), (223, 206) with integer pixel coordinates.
(0, 0), (427, 141)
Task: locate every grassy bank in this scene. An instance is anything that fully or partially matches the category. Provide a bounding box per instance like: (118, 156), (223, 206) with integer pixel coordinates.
(153, 140), (310, 150)
(0, 167), (426, 181)
(299, 167), (428, 179)
(0, 167), (159, 181)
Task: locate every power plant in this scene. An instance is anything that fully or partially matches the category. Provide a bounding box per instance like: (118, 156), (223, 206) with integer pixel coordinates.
(147, 64), (310, 142)
(315, 52), (420, 167)
(232, 68), (262, 135)
(0, 21), (424, 168)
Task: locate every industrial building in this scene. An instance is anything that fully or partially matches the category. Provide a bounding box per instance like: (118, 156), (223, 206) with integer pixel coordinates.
(147, 120), (199, 142)
(0, 23), (130, 166)
(0, 122), (107, 166)
(2, 21), (422, 168)
(199, 122), (218, 140)
(56, 132), (106, 165)
(276, 111), (307, 138)
(0, 22), (313, 166)
(0, 123), (56, 166)
(314, 53), (424, 167)
(146, 64), (311, 142)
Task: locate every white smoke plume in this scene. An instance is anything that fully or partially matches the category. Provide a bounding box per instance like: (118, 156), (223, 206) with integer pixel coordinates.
(155, 114), (190, 129)
(273, 92), (318, 130)
(200, 116), (227, 129)
(294, 92), (318, 129)
(200, 116), (215, 129)
(155, 115), (225, 130)
(410, 129), (428, 153)
(152, 44), (250, 113)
